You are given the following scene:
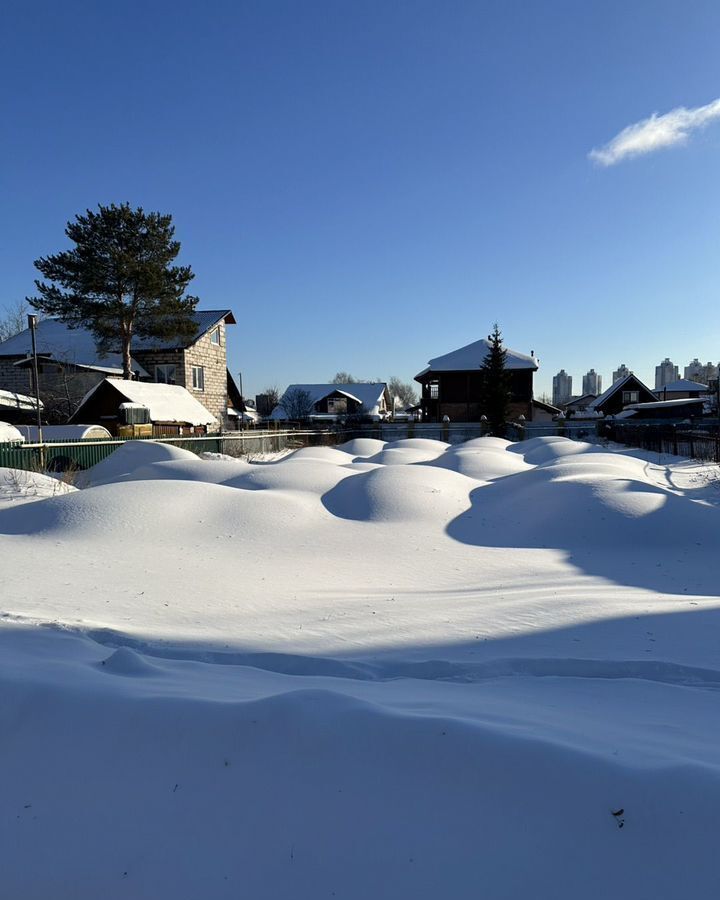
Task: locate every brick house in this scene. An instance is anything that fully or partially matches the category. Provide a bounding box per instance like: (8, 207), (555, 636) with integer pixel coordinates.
(0, 310), (238, 428)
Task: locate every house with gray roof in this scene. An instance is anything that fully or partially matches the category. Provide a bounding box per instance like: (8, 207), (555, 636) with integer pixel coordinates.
(0, 310), (239, 427)
(271, 383), (391, 422)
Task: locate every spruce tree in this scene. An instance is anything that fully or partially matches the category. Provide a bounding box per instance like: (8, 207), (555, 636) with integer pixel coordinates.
(29, 203), (199, 378)
(479, 323), (511, 435)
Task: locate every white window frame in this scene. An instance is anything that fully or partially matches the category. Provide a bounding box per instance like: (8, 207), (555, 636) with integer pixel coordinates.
(209, 327), (221, 346)
(156, 364), (176, 385)
(192, 365), (205, 391)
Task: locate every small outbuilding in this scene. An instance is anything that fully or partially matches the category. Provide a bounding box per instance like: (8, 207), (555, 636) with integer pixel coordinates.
(653, 379), (709, 401)
(69, 379), (219, 436)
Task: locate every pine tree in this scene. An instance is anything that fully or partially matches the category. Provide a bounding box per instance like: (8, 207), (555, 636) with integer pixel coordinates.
(29, 203), (199, 379)
(479, 323), (511, 435)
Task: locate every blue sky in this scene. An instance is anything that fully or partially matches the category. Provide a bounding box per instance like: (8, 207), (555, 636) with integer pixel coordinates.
(1, 0), (719, 398)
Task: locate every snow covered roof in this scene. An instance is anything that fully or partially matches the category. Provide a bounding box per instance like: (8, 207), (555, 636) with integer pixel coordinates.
(654, 379), (709, 393)
(626, 398), (706, 411)
(0, 320), (147, 375)
(12, 351), (149, 378)
(14, 424), (113, 441)
(415, 338), (538, 379)
(271, 384), (388, 419)
(76, 379), (218, 426)
(0, 388), (42, 411)
(0, 310), (234, 362)
(588, 373), (654, 410)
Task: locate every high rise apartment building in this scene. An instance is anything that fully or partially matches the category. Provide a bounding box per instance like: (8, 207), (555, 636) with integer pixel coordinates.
(655, 358), (679, 389)
(612, 364), (630, 384)
(552, 369), (573, 406)
(582, 369), (602, 396)
(684, 359), (717, 385)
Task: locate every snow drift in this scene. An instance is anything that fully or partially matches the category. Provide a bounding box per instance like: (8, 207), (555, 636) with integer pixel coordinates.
(1, 436), (719, 898)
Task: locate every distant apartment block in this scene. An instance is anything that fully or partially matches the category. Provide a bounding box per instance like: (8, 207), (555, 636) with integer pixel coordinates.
(612, 363), (630, 384)
(582, 369), (602, 396)
(655, 358), (679, 389)
(684, 358), (717, 385)
(552, 369), (573, 406)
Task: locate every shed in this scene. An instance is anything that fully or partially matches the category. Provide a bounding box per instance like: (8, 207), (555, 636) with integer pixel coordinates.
(69, 378), (219, 436)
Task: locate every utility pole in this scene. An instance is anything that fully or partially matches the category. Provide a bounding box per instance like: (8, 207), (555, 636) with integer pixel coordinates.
(27, 314), (43, 444)
(238, 371), (244, 432)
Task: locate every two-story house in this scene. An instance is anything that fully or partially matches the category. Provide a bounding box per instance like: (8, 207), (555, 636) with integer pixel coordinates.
(0, 310), (238, 428)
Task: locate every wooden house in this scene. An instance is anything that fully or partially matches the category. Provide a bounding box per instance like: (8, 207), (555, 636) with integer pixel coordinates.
(414, 338), (539, 422)
(588, 373), (656, 417)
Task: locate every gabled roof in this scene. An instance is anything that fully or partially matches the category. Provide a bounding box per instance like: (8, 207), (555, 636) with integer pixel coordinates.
(654, 379), (709, 393)
(415, 338), (537, 379)
(0, 309), (235, 362)
(72, 378), (218, 426)
(565, 393), (597, 406)
(271, 383), (388, 419)
(588, 373), (655, 410)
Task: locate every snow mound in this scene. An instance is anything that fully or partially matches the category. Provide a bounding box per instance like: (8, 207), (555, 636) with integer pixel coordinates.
(0, 422), (23, 443)
(383, 438), (450, 452)
(285, 446), (354, 464)
(426, 445), (530, 480)
(0, 479), (318, 540)
(75, 441), (198, 488)
(448, 452), (717, 552)
(127, 457), (253, 484)
(224, 458), (357, 494)
(0, 467), (77, 505)
(322, 464), (474, 523)
(99, 646), (163, 676)
(460, 436), (513, 450)
(365, 447), (445, 466)
(508, 435), (596, 464)
(336, 437), (387, 457)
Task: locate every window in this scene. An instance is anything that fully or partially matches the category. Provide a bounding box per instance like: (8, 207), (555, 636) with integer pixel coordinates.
(192, 366), (205, 391)
(429, 382), (439, 400)
(327, 397), (347, 414)
(622, 390), (639, 404)
(156, 364), (176, 385)
(209, 327), (221, 346)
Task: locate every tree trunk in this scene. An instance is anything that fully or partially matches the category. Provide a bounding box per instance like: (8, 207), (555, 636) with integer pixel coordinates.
(122, 321), (133, 379)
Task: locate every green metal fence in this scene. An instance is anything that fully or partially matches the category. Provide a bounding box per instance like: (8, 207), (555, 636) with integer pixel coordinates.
(0, 430), (348, 474)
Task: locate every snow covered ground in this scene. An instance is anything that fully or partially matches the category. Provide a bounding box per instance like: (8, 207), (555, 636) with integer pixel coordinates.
(1, 435), (719, 898)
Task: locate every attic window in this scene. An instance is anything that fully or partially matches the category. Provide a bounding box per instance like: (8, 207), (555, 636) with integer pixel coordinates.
(622, 391), (640, 404)
(210, 327), (220, 346)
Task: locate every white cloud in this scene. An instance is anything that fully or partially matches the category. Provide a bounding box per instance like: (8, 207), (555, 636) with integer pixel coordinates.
(589, 97), (720, 166)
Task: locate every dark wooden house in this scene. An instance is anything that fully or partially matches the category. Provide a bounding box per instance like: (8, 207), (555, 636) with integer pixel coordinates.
(414, 338), (539, 422)
(588, 373), (656, 417)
